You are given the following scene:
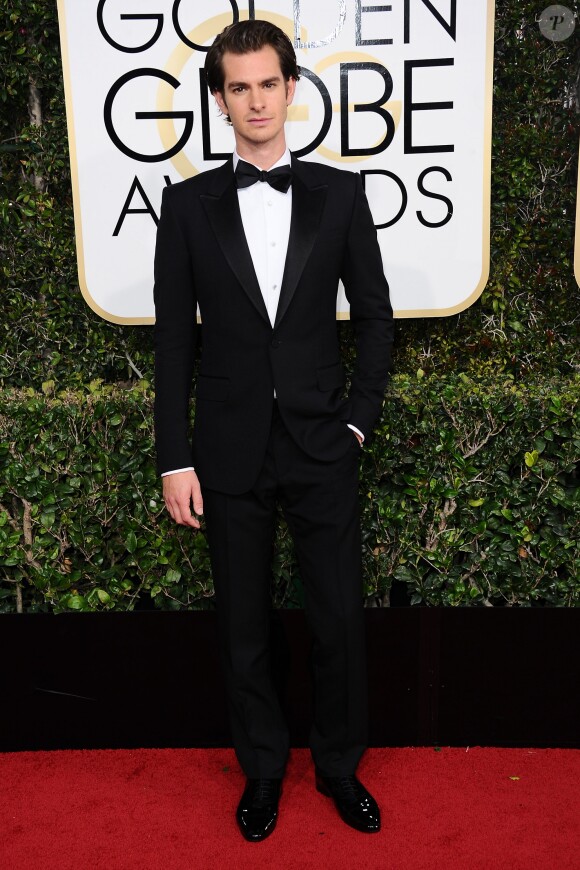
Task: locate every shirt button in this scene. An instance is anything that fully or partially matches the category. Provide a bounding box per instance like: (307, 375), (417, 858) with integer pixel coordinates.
(272, 284), (278, 290)
(267, 201), (273, 206)
(271, 242), (276, 247)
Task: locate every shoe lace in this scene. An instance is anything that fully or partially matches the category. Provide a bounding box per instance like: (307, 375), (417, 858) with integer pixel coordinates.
(336, 776), (360, 801)
(249, 779), (278, 807)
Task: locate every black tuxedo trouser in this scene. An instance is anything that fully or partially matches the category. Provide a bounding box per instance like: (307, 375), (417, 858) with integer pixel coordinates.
(202, 402), (368, 779)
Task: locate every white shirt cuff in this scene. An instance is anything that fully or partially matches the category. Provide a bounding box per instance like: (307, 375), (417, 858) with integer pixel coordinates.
(347, 424), (364, 442)
(161, 467), (195, 477)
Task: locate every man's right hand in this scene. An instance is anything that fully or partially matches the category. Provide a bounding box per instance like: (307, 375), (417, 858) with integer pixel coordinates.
(162, 470), (204, 529)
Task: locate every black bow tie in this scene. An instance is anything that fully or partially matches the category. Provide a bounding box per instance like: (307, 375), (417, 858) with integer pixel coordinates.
(235, 160), (293, 193)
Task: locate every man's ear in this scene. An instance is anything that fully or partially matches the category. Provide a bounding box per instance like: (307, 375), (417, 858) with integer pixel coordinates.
(286, 77), (296, 107)
(214, 90), (228, 117)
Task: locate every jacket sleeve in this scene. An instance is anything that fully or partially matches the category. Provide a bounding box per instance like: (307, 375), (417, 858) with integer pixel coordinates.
(153, 186), (198, 475)
(340, 172), (394, 437)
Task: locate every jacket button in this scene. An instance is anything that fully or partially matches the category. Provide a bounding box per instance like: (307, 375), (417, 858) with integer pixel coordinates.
(271, 339), (281, 349)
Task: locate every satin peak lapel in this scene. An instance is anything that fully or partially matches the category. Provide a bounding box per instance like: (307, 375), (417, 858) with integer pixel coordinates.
(274, 163), (327, 329)
(200, 165), (270, 325)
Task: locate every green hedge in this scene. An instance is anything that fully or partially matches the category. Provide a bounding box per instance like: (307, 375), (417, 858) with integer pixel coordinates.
(1, 374), (577, 612)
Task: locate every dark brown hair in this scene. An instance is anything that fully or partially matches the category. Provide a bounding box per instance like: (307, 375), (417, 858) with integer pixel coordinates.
(205, 19), (300, 96)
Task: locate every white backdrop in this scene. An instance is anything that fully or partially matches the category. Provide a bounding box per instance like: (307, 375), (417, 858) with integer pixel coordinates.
(57, 0), (495, 323)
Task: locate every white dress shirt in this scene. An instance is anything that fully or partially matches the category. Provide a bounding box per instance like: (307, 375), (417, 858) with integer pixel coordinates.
(234, 149), (292, 327)
(162, 150), (361, 478)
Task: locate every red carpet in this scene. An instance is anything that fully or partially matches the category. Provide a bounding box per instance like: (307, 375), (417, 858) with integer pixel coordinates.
(1, 747), (578, 869)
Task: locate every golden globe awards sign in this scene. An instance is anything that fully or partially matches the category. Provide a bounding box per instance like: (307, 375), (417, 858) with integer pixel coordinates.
(57, 1), (495, 324)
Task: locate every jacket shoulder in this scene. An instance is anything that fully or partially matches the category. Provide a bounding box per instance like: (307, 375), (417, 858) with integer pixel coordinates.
(293, 157), (360, 189)
(161, 162), (231, 204)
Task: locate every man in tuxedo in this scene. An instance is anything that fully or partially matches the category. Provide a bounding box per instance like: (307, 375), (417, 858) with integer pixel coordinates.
(154, 19), (394, 842)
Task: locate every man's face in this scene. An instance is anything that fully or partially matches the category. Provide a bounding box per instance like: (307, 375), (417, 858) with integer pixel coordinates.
(214, 45), (296, 157)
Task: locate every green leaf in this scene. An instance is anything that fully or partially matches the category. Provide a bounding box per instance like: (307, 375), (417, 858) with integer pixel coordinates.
(125, 531), (138, 554)
(165, 568), (182, 583)
(40, 511), (56, 529)
(524, 451), (539, 468)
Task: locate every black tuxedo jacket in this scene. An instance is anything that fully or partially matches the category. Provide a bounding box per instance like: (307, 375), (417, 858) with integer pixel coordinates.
(154, 155), (394, 494)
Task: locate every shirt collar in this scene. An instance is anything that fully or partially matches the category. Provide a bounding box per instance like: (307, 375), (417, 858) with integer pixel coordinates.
(233, 148), (291, 172)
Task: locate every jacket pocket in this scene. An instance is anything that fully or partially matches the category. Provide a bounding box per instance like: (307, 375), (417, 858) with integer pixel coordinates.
(195, 375), (229, 402)
(316, 362), (346, 392)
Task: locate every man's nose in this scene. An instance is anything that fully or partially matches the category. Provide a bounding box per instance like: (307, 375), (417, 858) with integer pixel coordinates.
(249, 88), (265, 110)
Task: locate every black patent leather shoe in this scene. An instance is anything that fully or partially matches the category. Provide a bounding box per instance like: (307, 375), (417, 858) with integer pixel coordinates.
(316, 773), (381, 833)
(236, 778), (282, 842)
